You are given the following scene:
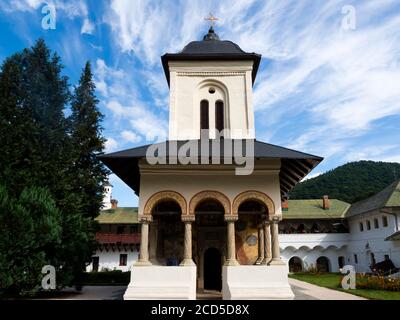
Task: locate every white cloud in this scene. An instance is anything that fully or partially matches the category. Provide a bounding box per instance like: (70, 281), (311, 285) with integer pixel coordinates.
(121, 130), (142, 143)
(105, 137), (118, 153)
(81, 18), (94, 34)
(101, 0), (400, 165)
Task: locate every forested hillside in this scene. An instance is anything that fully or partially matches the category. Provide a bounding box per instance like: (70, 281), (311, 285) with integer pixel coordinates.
(289, 161), (400, 203)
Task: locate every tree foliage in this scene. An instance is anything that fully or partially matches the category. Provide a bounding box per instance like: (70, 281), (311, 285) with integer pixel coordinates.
(0, 39), (107, 295)
(289, 161), (400, 203)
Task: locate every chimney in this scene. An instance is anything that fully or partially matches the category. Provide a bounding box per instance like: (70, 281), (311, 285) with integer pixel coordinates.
(282, 198), (289, 211)
(322, 195), (330, 210)
(111, 199), (118, 209)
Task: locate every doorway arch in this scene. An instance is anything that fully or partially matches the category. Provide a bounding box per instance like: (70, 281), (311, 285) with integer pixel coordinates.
(204, 247), (222, 291)
(316, 256), (331, 272)
(289, 256), (303, 272)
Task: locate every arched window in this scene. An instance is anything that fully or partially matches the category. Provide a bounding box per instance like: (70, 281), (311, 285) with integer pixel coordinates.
(215, 100), (224, 132)
(200, 100), (209, 136)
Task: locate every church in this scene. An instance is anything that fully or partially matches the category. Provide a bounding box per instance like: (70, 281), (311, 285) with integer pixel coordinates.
(98, 24), (331, 300)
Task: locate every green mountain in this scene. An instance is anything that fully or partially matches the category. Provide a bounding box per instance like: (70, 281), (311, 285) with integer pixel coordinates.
(289, 161), (400, 203)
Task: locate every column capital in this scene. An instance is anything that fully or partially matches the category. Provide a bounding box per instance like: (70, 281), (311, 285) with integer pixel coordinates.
(224, 214), (239, 222)
(140, 215), (153, 223)
(181, 214), (196, 222)
(268, 215), (281, 223)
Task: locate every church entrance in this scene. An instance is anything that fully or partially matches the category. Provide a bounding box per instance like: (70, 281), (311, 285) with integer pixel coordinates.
(204, 248), (222, 291)
(193, 198), (226, 292)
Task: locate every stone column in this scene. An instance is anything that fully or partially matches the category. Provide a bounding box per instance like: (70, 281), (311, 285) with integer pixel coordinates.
(262, 219), (272, 264)
(255, 223), (264, 264)
(268, 215), (285, 265)
(225, 215), (239, 266)
(180, 215), (196, 266)
(149, 220), (159, 265)
(135, 215), (152, 266)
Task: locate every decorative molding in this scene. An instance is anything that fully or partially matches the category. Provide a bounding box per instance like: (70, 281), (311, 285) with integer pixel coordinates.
(232, 190), (275, 215)
(224, 215), (239, 222)
(181, 215), (196, 222)
(139, 215), (153, 223)
(269, 215), (282, 223)
(143, 190), (187, 215)
(177, 72), (245, 77)
(189, 190), (231, 215)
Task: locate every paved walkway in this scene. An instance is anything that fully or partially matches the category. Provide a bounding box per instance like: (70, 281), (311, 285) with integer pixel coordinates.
(42, 280), (367, 300)
(46, 286), (126, 300)
(289, 278), (366, 300)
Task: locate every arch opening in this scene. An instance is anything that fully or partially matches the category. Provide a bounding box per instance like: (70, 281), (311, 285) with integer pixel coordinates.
(289, 256), (303, 273)
(316, 256), (331, 272)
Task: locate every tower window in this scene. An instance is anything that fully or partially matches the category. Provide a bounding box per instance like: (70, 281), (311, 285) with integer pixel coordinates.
(208, 87), (215, 94)
(215, 100), (224, 132)
(200, 100), (209, 133)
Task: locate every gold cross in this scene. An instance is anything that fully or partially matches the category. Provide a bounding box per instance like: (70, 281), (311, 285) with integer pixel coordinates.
(204, 12), (219, 27)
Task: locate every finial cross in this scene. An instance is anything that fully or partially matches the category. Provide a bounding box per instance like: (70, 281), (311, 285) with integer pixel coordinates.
(204, 12), (219, 27)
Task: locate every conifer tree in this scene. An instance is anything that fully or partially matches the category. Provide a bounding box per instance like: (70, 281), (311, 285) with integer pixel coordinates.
(70, 61), (108, 220)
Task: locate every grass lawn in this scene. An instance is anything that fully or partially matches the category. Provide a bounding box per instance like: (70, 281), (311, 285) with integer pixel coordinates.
(289, 273), (400, 300)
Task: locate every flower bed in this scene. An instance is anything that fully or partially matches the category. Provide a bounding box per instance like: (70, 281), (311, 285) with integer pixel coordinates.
(352, 274), (400, 291)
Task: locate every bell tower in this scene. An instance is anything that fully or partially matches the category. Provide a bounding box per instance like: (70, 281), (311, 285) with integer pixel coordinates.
(161, 26), (261, 140)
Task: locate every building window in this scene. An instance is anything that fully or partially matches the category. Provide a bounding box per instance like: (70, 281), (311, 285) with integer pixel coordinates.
(359, 222), (364, 232)
(130, 225), (138, 234)
(117, 226), (125, 234)
(119, 254), (128, 266)
(200, 99), (209, 135)
(366, 220), (371, 230)
(382, 216), (388, 227)
(215, 100), (224, 132)
(374, 218), (379, 229)
(354, 254), (358, 264)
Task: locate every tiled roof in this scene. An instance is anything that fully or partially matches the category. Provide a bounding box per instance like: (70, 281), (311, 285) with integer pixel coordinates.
(282, 199), (350, 219)
(95, 207), (139, 224)
(346, 180), (400, 217)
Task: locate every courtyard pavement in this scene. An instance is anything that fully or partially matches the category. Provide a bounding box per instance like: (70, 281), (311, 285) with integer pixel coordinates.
(289, 278), (366, 300)
(44, 279), (366, 300)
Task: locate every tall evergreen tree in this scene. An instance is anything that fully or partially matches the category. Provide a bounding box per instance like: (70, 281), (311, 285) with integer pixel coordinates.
(0, 39), (107, 294)
(70, 61), (108, 219)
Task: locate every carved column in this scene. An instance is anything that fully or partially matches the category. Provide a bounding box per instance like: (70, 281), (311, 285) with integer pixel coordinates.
(180, 215), (196, 266)
(255, 223), (264, 264)
(262, 219), (272, 264)
(225, 215), (239, 266)
(268, 215), (285, 265)
(135, 215), (152, 266)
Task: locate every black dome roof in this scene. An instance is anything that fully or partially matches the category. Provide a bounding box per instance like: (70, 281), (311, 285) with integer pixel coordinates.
(161, 27), (261, 87)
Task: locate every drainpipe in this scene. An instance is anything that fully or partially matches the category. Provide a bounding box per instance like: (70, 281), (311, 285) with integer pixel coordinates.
(380, 209), (399, 232)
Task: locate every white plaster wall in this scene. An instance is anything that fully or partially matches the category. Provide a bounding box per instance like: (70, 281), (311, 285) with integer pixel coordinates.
(168, 61), (255, 140)
(347, 211), (400, 272)
(281, 246), (347, 273)
(86, 249), (139, 272)
(138, 159), (282, 217)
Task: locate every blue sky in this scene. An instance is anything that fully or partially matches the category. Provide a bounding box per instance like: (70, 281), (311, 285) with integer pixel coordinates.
(1, 0), (400, 207)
